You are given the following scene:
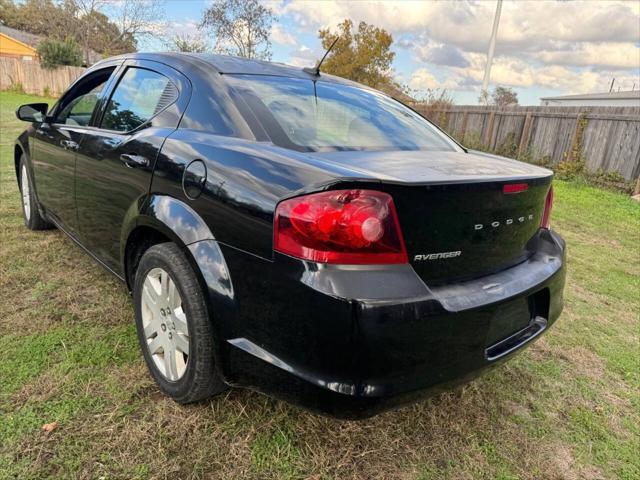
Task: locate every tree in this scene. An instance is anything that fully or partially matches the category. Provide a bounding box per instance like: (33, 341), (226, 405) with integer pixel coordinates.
(478, 89), (490, 106)
(479, 86), (519, 106)
(72, 0), (162, 64)
(78, 9), (137, 58)
(37, 37), (82, 68)
(317, 19), (395, 90)
(104, 0), (165, 49)
(492, 86), (518, 106)
(170, 34), (208, 53)
(0, 0), (76, 38)
(0, 0), (163, 64)
(199, 0), (274, 60)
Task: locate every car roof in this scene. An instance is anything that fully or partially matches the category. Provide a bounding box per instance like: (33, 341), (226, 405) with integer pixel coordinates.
(93, 52), (362, 87)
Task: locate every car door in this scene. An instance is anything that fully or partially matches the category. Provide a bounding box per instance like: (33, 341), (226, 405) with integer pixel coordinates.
(31, 66), (119, 233)
(74, 59), (191, 274)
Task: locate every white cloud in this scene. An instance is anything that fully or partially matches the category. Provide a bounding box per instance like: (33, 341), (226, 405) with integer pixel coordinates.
(409, 68), (468, 91)
(534, 43), (640, 69)
(450, 53), (638, 94)
(275, 0), (640, 97)
(278, 0), (639, 45)
(287, 45), (317, 68)
(417, 0), (640, 55)
(271, 24), (297, 47)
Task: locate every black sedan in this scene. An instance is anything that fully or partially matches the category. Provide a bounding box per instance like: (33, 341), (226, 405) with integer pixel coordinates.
(14, 53), (566, 418)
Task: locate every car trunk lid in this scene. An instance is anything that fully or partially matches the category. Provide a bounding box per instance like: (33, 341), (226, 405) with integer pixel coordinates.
(309, 150), (553, 283)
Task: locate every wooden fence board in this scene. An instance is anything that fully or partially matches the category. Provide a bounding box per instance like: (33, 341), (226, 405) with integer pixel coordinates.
(414, 103), (640, 180)
(0, 57), (85, 96)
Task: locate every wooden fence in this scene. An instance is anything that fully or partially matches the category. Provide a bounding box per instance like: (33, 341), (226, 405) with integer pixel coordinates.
(0, 57), (85, 97)
(413, 104), (640, 180)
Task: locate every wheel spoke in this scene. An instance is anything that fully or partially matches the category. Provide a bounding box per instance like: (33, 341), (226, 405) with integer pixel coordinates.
(143, 318), (161, 338)
(168, 279), (179, 309)
(165, 346), (178, 380)
(147, 336), (163, 355)
(160, 270), (169, 297)
(173, 308), (188, 334)
(174, 333), (189, 355)
(142, 282), (159, 307)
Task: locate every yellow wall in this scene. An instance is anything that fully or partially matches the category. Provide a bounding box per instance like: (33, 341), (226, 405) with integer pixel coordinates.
(0, 33), (38, 58)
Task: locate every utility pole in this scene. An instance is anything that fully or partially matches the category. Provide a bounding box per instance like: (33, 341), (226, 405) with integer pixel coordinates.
(481, 0), (503, 95)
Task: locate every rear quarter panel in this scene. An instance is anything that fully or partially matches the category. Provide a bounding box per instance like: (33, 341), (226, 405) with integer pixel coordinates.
(150, 130), (350, 258)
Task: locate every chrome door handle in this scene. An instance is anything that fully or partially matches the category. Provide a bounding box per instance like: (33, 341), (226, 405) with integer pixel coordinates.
(60, 139), (79, 150)
(120, 153), (149, 168)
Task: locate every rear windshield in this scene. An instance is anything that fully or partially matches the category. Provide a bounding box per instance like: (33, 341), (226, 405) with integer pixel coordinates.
(226, 74), (460, 153)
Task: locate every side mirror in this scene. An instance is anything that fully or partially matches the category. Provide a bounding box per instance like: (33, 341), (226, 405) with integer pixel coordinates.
(16, 103), (49, 123)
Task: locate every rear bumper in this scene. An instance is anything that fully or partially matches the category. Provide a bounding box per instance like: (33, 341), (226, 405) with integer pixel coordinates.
(219, 229), (566, 418)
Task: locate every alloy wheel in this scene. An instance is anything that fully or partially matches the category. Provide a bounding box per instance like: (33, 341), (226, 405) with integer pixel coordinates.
(140, 267), (190, 381)
(21, 165), (31, 221)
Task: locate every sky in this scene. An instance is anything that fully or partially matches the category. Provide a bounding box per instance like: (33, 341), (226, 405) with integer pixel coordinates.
(143, 0), (640, 105)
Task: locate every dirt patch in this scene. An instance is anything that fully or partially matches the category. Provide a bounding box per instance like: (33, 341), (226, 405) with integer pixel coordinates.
(551, 443), (605, 480)
(12, 373), (62, 405)
(558, 346), (606, 380)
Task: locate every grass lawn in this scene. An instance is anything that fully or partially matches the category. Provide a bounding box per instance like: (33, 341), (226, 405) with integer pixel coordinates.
(1, 91), (639, 480)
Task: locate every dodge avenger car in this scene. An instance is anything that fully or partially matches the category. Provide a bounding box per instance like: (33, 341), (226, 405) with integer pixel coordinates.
(15, 53), (565, 418)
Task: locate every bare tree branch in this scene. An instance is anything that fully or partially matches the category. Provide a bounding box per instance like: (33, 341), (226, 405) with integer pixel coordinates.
(199, 0), (274, 60)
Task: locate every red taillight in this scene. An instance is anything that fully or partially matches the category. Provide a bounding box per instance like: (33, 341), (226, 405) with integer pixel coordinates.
(540, 186), (554, 229)
(274, 189), (408, 264)
(503, 183), (528, 194)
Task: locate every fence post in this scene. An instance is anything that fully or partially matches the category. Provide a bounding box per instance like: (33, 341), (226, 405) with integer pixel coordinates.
(460, 111), (469, 142)
(485, 110), (496, 148)
(518, 112), (533, 156)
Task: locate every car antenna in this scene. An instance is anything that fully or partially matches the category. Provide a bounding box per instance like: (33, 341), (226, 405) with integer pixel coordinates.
(303, 36), (339, 77)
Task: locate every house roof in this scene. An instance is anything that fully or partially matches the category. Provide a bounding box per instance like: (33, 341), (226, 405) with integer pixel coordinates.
(0, 25), (41, 49)
(541, 90), (640, 101)
(0, 24), (102, 65)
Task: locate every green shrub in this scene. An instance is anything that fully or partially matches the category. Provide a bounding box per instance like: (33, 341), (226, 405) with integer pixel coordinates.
(554, 157), (634, 194)
(588, 169), (635, 194)
(5, 82), (25, 94)
(495, 131), (518, 158)
(555, 158), (586, 180)
(461, 131), (490, 152)
(37, 37), (82, 69)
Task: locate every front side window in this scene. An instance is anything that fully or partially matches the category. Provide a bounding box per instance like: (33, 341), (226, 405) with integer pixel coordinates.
(101, 67), (177, 132)
(226, 75), (460, 152)
(55, 68), (113, 126)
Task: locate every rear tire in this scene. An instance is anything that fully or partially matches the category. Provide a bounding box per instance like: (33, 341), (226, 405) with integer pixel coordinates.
(18, 156), (53, 230)
(133, 242), (228, 403)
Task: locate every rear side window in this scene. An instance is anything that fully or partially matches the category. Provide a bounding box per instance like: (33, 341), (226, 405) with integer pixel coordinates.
(101, 67), (177, 132)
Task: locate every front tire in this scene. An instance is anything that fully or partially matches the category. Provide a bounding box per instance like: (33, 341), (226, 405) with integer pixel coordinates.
(18, 156), (52, 230)
(133, 242), (227, 403)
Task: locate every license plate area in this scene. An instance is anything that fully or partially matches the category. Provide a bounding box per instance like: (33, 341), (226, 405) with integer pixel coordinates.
(485, 316), (547, 361)
(485, 288), (550, 360)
